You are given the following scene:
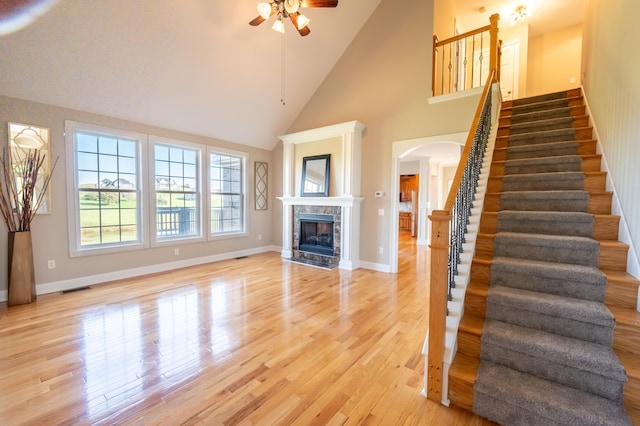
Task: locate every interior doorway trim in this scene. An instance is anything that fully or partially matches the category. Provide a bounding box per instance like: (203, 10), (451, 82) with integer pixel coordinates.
(389, 132), (467, 274)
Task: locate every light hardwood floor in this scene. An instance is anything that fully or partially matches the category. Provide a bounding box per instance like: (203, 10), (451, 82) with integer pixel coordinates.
(0, 232), (494, 425)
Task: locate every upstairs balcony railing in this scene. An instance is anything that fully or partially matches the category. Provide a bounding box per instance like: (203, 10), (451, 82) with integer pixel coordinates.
(432, 14), (501, 97)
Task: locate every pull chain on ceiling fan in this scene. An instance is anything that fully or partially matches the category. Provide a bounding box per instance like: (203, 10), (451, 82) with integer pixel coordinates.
(249, 0), (339, 37)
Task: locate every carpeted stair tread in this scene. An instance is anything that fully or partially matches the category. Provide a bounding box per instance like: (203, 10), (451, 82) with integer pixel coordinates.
(506, 140), (579, 160)
(504, 154), (582, 174)
(502, 171), (585, 191)
(512, 90), (575, 106)
(500, 190), (589, 212)
(490, 256), (607, 301)
(506, 128), (577, 146)
(473, 361), (632, 426)
(507, 116), (574, 135)
(480, 320), (626, 401)
(510, 98), (571, 115)
(507, 106), (574, 124)
(486, 286), (614, 345)
(494, 232), (600, 267)
(497, 210), (594, 237)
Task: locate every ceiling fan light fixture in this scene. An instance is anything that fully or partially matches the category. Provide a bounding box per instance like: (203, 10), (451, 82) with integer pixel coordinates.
(272, 17), (285, 33)
(257, 2), (272, 19)
(296, 13), (310, 29)
(284, 0), (300, 14)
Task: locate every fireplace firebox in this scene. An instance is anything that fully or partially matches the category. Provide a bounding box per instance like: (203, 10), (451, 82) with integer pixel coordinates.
(299, 214), (335, 257)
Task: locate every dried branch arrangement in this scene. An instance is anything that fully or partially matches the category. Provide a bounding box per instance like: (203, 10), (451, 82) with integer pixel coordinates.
(0, 147), (57, 232)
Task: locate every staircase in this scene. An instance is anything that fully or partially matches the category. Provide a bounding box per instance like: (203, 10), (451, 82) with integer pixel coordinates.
(447, 88), (640, 424)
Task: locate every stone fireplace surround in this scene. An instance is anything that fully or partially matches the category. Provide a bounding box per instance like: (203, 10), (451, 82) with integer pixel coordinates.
(278, 121), (366, 270)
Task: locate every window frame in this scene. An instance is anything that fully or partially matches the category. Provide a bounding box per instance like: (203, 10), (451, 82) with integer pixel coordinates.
(65, 121), (148, 257)
(149, 136), (205, 247)
(207, 146), (248, 240)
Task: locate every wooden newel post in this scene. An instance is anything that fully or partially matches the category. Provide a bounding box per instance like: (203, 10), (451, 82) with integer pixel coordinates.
(489, 13), (500, 83)
(427, 210), (451, 402)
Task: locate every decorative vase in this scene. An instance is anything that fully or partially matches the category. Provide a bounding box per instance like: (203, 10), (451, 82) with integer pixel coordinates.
(8, 231), (37, 306)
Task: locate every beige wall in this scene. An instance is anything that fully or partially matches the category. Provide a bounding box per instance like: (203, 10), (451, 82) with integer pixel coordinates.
(434, 0), (458, 39)
(0, 96), (274, 296)
(528, 24), (582, 96)
(582, 0), (640, 275)
(278, 0), (480, 266)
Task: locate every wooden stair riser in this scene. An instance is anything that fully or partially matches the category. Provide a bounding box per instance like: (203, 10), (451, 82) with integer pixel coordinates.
(464, 284), (487, 317)
(599, 241), (630, 271)
(614, 326), (640, 354)
(457, 329), (481, 359)
(492, 140), (597, 162)
(497, 116), (591, 137)
(606, 280), (639, 310)
(448, 353), (478, 411)
(499, 105), (587, 127)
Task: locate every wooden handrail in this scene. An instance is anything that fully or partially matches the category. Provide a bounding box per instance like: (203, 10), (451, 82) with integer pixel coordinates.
(443, 70), (495, 211)
(426, 70), (495, 403)
(434, 24), (491, 48)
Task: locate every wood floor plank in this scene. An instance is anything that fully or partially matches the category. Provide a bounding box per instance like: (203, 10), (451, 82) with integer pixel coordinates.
(0, 232), (492, 425)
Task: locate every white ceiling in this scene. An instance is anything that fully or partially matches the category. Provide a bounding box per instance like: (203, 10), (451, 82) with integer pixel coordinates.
(453, 0), (584, 36)
(0, 0), (381, 151)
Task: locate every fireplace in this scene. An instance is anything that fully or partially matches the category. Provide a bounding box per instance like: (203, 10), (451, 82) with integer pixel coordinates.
(299, 214), (334, 256)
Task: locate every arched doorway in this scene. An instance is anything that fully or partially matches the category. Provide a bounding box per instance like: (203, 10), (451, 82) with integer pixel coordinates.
(389, 133), (466, 274)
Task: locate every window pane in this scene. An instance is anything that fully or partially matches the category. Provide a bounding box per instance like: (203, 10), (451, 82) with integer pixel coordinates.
(210, 152), (244, 235)
(77, 132), (98, 153)
(153, 143), (200, 240)
(72, 127), (140, 249)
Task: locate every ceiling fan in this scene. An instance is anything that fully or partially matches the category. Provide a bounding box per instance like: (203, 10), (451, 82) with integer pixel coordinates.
(249, 0), (339, 37)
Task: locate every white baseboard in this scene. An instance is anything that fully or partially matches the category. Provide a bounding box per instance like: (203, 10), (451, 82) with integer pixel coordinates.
(358, 260), (391, 273)
(1, 245), (279, 302)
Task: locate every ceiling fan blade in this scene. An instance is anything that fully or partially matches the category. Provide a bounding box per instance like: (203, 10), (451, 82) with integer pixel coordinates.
(301, 0), (338, 7)
(290, 13), (311, 36)
(249, 15), (266, 26)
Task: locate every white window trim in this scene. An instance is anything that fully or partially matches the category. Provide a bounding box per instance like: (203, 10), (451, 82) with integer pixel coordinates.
(65, 121), (149, 257)
(148, 136), (205, 247)
(207, 146), (249, 240)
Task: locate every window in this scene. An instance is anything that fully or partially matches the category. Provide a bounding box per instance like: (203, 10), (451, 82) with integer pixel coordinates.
(209, 150), (246, 236)
(152, 141), (202, 243)
(66, 121), (248, 256)
(66, 122), (145, 256)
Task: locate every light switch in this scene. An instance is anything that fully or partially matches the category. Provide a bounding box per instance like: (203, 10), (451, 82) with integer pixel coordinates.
(378, 209), (384, 216)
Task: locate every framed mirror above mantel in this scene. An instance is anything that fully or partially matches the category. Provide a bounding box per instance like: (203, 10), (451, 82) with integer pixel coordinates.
(301, 154), (330, 197)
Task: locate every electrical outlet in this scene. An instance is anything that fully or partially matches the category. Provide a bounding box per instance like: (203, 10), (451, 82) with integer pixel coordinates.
(47, 260), (56, 269)
(378, 209), (384, 216)
(258, 234), (262, 240)
(379, 247), (383, 255)
(174, 248), (180, 256)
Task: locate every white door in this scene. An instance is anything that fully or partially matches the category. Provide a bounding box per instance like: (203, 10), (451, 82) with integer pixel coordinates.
(472, 39), (520, 100)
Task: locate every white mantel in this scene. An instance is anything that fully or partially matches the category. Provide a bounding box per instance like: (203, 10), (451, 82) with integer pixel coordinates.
(278, 120), (366, 270)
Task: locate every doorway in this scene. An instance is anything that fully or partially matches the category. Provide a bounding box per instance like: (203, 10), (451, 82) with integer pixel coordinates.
(389, 134), (467, 274)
